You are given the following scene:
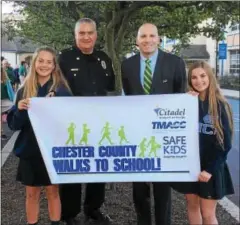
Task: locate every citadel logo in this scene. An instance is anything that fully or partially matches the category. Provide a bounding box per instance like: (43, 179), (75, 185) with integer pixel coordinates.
(154, 107), (186, 118)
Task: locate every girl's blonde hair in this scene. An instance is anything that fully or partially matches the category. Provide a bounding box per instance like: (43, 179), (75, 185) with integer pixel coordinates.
(22, 46), (71, 98)
(188, 61), (233, 148)
(1, 67), (8, 83)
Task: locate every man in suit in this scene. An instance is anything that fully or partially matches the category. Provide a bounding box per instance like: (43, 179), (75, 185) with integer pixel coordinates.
(121, 23), (186, 225)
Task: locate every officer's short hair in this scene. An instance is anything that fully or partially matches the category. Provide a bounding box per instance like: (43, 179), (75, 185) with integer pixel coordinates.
(74, 18), (97, 32)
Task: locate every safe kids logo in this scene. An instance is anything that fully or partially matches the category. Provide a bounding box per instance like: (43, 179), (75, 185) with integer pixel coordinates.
(162, 136), (187, 158)
(52, 122), (162, 174)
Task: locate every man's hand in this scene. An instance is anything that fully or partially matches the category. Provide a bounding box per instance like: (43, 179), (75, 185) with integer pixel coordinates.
(198, 170), (212, 182)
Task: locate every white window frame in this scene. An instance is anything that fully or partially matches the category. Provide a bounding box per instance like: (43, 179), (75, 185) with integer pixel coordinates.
(229, 50), (240, 75)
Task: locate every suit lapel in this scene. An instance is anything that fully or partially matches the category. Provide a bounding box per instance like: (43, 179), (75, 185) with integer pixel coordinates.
(133, 54), (144, 94)
(151, 50), (164, 94)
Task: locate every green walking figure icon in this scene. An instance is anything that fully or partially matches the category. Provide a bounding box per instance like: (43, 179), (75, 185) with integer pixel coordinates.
(79, 124), (91, 145)
(66, 122), (76, 145)
(98, 122), (114, 145)
(148, 136), (161, 157)
(118, 126), (129, 145)
(138, 138), (147, 157)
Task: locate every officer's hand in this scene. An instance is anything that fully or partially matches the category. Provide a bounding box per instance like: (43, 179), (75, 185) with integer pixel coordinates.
(18, 98), (30, 110)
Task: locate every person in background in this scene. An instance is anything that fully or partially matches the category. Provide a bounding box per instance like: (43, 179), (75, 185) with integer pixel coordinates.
(19, 61), (28, 84)
(2, 59), (16, 90)
(13, 65), (21, 90)
(7, 46), (72, 225)
(1, 67), (14, 140)
(173, 60), (234, 225)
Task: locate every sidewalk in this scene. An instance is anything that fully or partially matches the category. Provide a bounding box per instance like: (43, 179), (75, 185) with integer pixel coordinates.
(1, 152), (239, 225)
(221, 88), (240, 99)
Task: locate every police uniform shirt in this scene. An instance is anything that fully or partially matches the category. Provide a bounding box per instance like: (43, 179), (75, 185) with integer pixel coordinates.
(58, 46), (115, 96)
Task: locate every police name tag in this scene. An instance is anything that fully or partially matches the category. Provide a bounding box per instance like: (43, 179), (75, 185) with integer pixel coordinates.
(71, 68), (79, 71)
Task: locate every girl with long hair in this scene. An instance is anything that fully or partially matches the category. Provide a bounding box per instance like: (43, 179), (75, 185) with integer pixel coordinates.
(7, 46), (72, 225)
(1, 66), (14, 139)
(173, 60), (234, 225)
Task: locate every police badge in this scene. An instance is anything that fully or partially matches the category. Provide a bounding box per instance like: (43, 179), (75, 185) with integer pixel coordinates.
(101, 60), (107, 69)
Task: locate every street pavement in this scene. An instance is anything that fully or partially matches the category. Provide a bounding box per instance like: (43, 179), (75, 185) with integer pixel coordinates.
(1, 122), (14, 149)
(1, 152), (239, 225)
(226, 97), (239, 207)
(1, 89), (239, 224)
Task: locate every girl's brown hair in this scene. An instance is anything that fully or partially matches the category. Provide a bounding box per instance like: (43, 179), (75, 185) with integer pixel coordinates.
(188, 61), (233, 148)
(22, 46), (71, 98)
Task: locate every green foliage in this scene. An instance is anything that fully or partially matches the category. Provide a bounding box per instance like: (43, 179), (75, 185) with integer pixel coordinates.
(3, 1), (239, 91)
(4, 1), (239, 51)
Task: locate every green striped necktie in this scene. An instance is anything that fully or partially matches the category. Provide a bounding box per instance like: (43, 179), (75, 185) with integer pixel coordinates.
(143, 58), (152, 94)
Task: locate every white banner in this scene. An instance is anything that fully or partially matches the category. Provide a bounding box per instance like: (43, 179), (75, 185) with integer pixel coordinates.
(28, 94), (200, 184)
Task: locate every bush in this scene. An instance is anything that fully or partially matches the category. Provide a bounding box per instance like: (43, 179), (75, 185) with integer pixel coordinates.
(218, 75), (240, 91)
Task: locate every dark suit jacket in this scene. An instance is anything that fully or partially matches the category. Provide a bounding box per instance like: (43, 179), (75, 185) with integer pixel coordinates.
(121, 49), (186, 95)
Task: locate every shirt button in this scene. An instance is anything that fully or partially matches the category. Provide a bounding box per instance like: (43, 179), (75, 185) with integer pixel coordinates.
(74, 74), (76, 77)
(93, 92), (97, 95)
(92, 81), (96, 84)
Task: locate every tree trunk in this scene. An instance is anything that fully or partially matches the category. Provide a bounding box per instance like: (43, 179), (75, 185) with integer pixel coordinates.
(105, 19), (122, 94)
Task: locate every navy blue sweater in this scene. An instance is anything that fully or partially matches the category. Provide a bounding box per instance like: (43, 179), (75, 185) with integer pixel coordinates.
(7, 80), (72, 159)
(198, 99), (232, 174)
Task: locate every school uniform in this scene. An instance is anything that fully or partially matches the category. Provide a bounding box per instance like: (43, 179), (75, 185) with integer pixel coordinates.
(7, 79), (72, 186)
(172, 98), (234, 199)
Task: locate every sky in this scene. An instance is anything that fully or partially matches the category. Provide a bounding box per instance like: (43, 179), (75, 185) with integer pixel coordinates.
(2, 1), (14, 14)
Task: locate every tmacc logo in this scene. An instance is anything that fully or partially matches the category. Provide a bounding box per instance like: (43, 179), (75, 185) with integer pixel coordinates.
(152, 121), (186, 130)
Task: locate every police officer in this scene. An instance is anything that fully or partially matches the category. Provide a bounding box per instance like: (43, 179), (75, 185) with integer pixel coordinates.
(58, 18), (115, 225)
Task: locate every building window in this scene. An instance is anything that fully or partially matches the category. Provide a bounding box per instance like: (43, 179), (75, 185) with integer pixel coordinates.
(229, 50), (240, 75)
(231, 23), (239, 32)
